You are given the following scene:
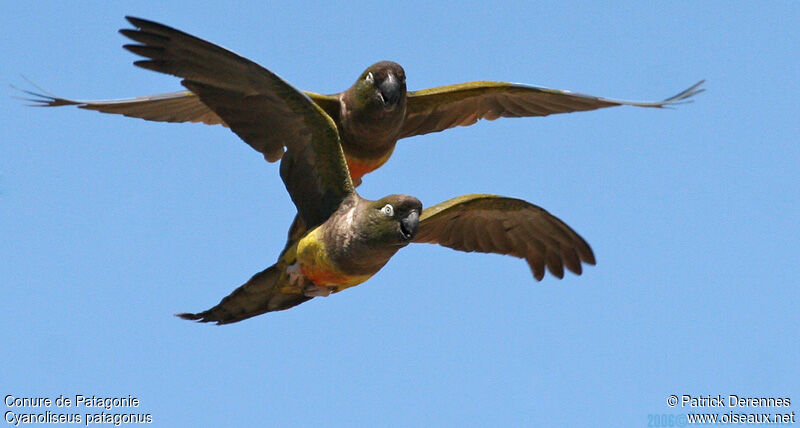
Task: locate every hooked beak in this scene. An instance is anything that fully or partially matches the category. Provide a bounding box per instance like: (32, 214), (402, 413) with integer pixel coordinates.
(378, 73), (402, 107)
(400, 210), (419, 240)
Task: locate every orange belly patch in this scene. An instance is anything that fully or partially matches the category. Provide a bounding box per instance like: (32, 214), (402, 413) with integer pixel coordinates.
(346, 158), (380, 181)
(345, 146), (395, 181)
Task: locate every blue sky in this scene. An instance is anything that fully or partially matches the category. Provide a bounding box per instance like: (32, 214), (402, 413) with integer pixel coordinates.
(2, 1), (797, 426)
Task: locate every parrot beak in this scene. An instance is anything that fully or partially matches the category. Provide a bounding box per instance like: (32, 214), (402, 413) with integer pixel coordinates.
(400, 209), (419, 240)
(378, 73), (402, 107)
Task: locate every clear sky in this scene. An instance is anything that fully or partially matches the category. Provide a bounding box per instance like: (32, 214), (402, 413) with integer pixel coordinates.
(2, 1), (798, 427)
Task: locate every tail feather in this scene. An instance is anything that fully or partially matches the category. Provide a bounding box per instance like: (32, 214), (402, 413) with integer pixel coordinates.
(176, 263), (311, 325)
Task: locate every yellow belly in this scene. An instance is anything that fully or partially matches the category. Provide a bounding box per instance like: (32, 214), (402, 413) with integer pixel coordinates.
(295, 227), (373, 291)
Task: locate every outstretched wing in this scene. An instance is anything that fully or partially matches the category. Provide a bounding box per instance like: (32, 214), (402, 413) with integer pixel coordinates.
(399, 80), (705, 139)
(19, 87), (340, 129)
(177, 264), (311, 324)
(413, 194), (595, 280)
(121, 16), (353, 228)
(19, 88), (225, 125)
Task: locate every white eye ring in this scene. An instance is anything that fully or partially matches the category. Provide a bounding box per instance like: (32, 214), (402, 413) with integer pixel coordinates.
(380, 204), (394, 217)
(365, 72), (374, 83)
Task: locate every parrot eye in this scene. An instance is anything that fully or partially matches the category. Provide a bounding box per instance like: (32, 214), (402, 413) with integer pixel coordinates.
(365, 72), (374, 83)
(380, 204), (394, 217)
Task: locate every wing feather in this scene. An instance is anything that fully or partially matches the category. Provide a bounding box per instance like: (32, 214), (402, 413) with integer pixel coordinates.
(525, 256), (546, 281)
(546, 251), (565, 279)
(414, 194), (595, 280)
(562, 247), (583, 276)
(120, 16), (352, 228)
(20, 86), (339, 131)
(401, 80), (705, 138)
(484, 219), (513, 253)
(18, 88), (226, 125)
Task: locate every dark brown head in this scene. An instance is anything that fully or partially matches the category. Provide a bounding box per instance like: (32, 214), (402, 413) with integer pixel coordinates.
(364, 194), (421, 245)
(349, 61), (407, 113)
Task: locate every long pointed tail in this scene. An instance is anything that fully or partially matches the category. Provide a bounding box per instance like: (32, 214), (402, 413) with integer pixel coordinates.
(177, 263), (311, 324)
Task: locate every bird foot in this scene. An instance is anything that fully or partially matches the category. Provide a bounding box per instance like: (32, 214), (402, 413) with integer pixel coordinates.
(287, 262), (333, 296)
(287, 262), (304, 287)
(303, 284), (333, 297)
